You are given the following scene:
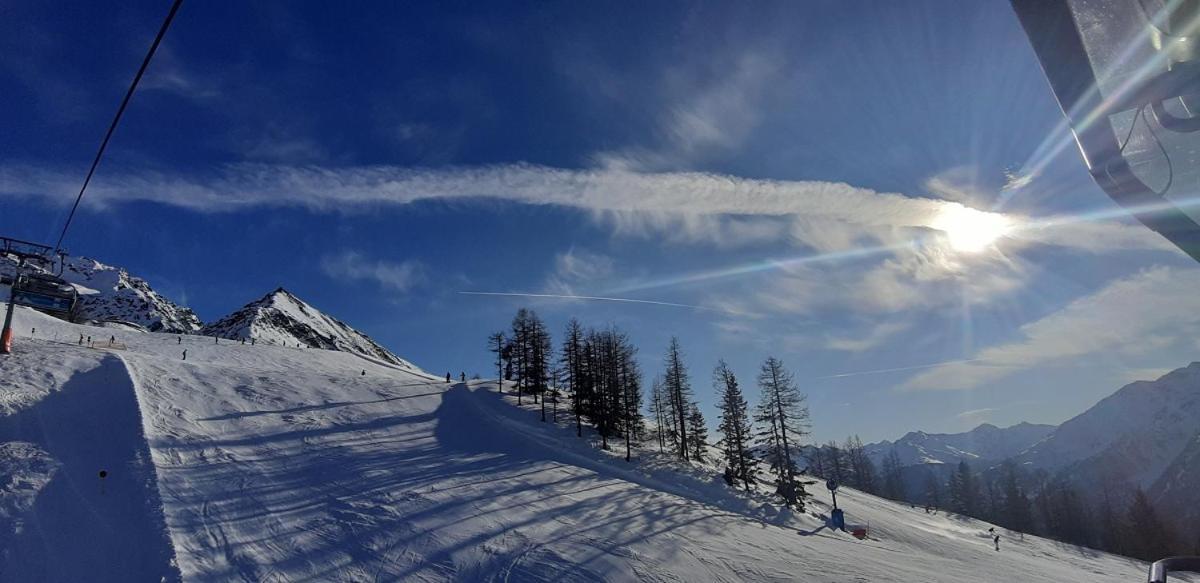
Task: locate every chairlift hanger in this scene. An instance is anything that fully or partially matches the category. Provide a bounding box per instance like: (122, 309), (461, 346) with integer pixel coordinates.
(1012, 0), (1200, 263)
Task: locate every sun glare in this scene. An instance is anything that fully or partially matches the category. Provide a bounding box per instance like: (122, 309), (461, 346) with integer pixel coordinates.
(933, 206), (1011, 253)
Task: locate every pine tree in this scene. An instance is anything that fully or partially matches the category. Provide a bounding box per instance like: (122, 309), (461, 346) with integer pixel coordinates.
(924, 470), (943, 510)
(1124, 488), (1178, 561)
(1000, 459), (1033, 533)
(1098, 488), (1126, 555)
(662, 337), (693, 460)
(822, 441), (849, 486)
(617, 331), (643, 462)
(510, 309), (531, 404)
(881, 448), (905, 500)
(947, 461), (978, 516)
(560, 318), (587, 437)
(805, 446), (826, 479)
(844, 435), (877, 494)
(715, 360), (757, 491)
(754, 356), (810, 508)
(687, 402), (708, 462)
(488, 332), (505, 393)
(648, 377), (672, 453)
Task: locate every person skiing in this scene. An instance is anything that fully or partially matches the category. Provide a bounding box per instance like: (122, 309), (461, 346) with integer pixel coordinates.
(445, 372), (451, 383)
(460, 372), (465, 382)
(177, 336), (182, 345)
(78, 334), (84, 345)
(109, 335), (115, 346)
(993, 533), (1000, 551)
(31, 327), (35, 336)
(182, 349), (188, 361)
(361, 369), (366, 376)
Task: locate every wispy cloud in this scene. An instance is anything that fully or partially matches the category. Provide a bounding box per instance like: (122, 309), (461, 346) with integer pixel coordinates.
(319, 251), (425, 293)
(903, 266), (1200, 391)
(545, 248), (615, 295)
(955, 407), (997, 421)
(458, 291), (723, 312)
(0, 162), (1172, 256)
(826, 320), (910, 352)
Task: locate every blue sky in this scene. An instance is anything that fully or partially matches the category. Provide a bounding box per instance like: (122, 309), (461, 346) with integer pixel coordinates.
(3, 0), (1198, 443)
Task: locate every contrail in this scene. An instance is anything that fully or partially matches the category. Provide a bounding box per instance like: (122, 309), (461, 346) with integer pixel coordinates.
(815, 358), (983, 380)
(458, 291), (725, 312)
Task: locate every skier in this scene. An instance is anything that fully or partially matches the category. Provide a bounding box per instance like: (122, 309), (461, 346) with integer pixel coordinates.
(78, 334), (84, 345)
(31, 327), (35, 336)
(445, 372), (451, 383)
(177, 336), (182, 345)
(182, 349), (188, 361)
(361, 369), (366, 376)
(109, 335), (115, 346)
(993, 533), (1000, 552)
(460, 372), (466, 382)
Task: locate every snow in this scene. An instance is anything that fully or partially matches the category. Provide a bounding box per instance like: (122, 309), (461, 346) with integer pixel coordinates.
(864, 422), (1055, 468)
(0, 306), (1151, 582)
(1018, 363), (1200, 488)
(200, 287), (419, 371)
(0, 254), (202, 333)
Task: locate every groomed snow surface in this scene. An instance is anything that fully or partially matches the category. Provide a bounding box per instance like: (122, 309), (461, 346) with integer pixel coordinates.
(0, 307), (1149, 582)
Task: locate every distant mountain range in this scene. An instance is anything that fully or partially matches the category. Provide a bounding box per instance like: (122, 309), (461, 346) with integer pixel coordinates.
(864, 421), (1054, 468)
(2, 252), (413, 370)
(866, 363), (1200, 514)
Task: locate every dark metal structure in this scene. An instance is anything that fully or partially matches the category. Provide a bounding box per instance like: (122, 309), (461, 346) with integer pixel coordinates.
(1012, 0), (1200, 262)
(1, 236), (78, 353)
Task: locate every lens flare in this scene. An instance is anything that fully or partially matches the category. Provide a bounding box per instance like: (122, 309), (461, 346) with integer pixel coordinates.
(933, 206), (1012, 253)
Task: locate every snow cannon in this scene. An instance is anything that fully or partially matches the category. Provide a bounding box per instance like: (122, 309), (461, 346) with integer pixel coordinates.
(1148, 556), (1200, 582)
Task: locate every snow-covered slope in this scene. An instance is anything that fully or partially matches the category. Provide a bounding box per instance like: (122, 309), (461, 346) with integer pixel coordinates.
(865, 422), (1055, 467)
(201, 287), (417, 370)
(0, 306), (1150, 582)
(1016, 363), (1200, 489)
(0, 253), (201, 333)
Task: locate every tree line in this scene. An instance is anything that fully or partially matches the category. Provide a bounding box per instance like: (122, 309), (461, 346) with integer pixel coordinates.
(488, 311), (1192, 560)
(864, 453), (1196, 561)
(487, 308), (814, 510)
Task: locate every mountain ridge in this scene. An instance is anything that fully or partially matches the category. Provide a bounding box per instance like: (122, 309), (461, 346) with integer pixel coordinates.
(201, 287), (417, 370)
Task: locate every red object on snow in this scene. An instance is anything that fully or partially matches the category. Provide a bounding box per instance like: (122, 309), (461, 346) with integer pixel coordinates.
(852, 528), (868, 540)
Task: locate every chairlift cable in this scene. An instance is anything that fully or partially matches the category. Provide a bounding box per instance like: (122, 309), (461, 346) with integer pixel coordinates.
(52, 0), (185, 255)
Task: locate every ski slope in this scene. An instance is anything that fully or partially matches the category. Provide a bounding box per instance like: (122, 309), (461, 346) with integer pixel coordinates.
(0, 306), (1150, 582)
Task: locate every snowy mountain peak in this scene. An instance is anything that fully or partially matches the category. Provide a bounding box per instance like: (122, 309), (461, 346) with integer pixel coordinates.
(866, 421), (1055, 467)
(201, 288), (417, 370)
(1016, 362), (1200, 487)
(1, 253), (201, 333)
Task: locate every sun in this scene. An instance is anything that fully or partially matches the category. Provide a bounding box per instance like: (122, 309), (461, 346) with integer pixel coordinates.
(932, 206), (1011, 253)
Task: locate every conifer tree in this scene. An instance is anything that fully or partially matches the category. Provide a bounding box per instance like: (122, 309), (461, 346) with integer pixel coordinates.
(881, 448), (905, 500)
(754, 356), (810, 508)
(662, 337), (693, 460)
(715, 360), (757, 490)
(687, 402), (708, 462)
